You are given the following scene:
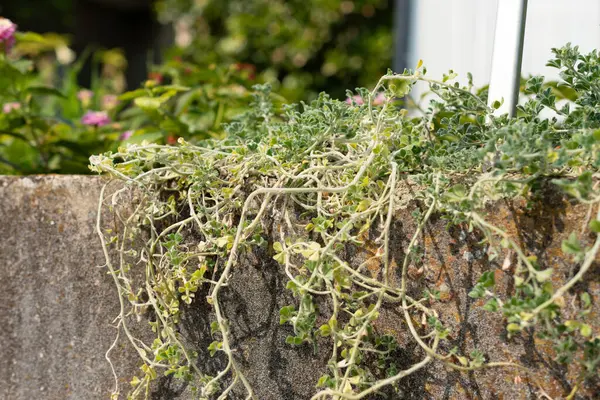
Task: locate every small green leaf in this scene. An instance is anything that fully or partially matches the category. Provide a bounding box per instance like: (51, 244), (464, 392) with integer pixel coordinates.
(215, 235), (233, 248)
(119, 89), (147, 101)
(581, 293), (592, 308)
(468, 285), (484, 299)
(318, 324), (331, 336)
(134, 96), (163, 110)
(565, 320), (581, 331)
(562, 233), (582, 254)
(208, 341), (222, 357)
(153, 85), (190, 93)
(191, 265), (207, 281)
(589, 219), (600, 233)
(535, 268), (553, 282)
(580, 324), (592, 337)
(355, 198), (371, 212)
(514, 275), (524, 286)
(479, 270), (495, 288)
(317, 374), (331, 387)
(483, 298), (499, 312)
(273, 252), (285, 264)
(389, 79), (413, 98)
(285, 335), (303, 345)
(469, 349), (485, 368)
(279, 305), (295, 324)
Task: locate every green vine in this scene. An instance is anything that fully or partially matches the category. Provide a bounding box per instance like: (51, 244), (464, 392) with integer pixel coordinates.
(92, 43), (600, 399)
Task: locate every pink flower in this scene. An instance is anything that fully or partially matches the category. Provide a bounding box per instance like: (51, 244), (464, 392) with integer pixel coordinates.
(102, 94), (118, 110)
(345, 93), (388, 106)
(0, 18), (17, 54)
(77, 89), (93, 107)
(81, 111), (110, 127)
(120, 130), (133, 140)
(345, 95), (364, 105)
(2, 102), (20, 114)
(373, 93), (387, 106)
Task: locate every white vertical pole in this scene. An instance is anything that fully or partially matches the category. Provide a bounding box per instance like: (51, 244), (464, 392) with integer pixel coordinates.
(487, 0), (528, 117)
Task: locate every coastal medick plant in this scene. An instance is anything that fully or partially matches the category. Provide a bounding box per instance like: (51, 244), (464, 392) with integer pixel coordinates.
(92, 44), (600, 399)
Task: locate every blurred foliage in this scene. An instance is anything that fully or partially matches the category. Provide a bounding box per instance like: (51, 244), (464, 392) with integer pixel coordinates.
(3, 0), (395, 102)
(116, 62), (280, 145)
(0, 0), (396, 173)
(0, 32), (124, 174)
(0, 4), (588, 176)
(155, 0), (394, 101)
(0, 30), (265, 174)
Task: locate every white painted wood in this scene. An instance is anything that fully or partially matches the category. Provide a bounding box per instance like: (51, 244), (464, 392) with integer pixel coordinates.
(407, 0), (498, 94)
(407, 0), (600, 101)
(521, 1), (600, 80)
(487, 0), (528, 117)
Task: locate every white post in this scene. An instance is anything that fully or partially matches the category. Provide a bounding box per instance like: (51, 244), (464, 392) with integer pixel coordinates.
(487, 0), (528, 117)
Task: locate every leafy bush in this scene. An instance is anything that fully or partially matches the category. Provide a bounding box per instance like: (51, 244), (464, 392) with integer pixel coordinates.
(0, 22), (267, 174)
(92, 44), (600, 399)
(0, 0), (395, 174)
(0, 38), (127, 173)
(156, 0), (393, 102)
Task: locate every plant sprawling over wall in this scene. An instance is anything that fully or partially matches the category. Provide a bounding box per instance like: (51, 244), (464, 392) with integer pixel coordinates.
(92, 44), (600, 399)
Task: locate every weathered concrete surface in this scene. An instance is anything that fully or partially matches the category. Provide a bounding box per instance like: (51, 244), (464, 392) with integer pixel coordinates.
(1, 176), (599, 400)
(0, 175), (329, 400)
(0, 175), (146, 399)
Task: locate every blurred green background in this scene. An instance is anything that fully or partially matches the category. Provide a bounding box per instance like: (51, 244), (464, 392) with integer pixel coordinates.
(0, 0), (397, 174)
(0, 0), (395, 101)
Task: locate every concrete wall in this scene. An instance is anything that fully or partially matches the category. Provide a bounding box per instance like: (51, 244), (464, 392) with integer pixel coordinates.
(0, 175), (329, 400)
(0, 175), (598, 399)
(0, 176), (144, 399)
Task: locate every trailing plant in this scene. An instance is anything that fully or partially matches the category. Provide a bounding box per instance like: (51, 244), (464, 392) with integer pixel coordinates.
(92, 44), (600, 399)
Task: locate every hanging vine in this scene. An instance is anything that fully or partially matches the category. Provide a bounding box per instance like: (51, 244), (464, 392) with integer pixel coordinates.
(92, 43), (600, 399)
